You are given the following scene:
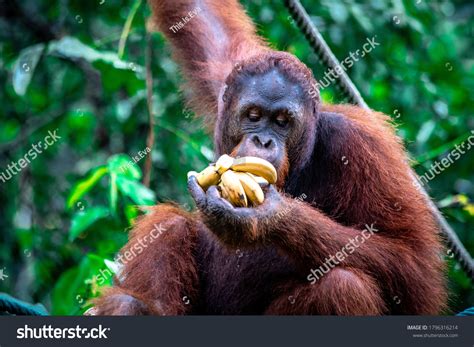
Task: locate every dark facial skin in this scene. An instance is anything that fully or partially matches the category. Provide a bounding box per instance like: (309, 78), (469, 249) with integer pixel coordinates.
(227, 68), (306, 172)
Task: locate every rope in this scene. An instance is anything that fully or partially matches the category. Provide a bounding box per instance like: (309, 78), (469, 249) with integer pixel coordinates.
(284, 0), (474, 281)
(0, 293), (48, 316)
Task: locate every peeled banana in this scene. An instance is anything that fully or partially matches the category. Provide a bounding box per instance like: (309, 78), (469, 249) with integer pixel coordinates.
(188, 154), (277, 207)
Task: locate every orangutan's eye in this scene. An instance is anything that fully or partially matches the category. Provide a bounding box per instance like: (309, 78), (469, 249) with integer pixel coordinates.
(248, 108), (261, 122)
(275, 112), (290, 127)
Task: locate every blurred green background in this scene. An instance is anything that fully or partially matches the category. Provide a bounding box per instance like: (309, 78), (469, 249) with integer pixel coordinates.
(0, 0), (472, 315)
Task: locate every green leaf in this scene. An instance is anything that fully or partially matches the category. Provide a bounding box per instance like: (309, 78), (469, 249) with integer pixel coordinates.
(12, 43), (45, 96)
(108, 154), (142, 180)
(67, 166), (108, 209)
(109, 172), (118, 213)
(47, 36), (144, 73)
(118, 0), (143, 59)
(415, 131), (472, 164)
(69, 206), (109, 241)
(116, 176), (155, 206)
(51, 266), (81, 315)
(463, 204), (474, 217)
(51, 256), (107, 315)
(124, 204), (140, 225)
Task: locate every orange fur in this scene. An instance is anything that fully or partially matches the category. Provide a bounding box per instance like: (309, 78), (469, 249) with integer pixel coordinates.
(95, 0), (447, 315)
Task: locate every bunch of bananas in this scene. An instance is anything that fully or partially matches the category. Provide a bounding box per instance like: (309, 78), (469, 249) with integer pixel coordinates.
(188, 155), (277, 207)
